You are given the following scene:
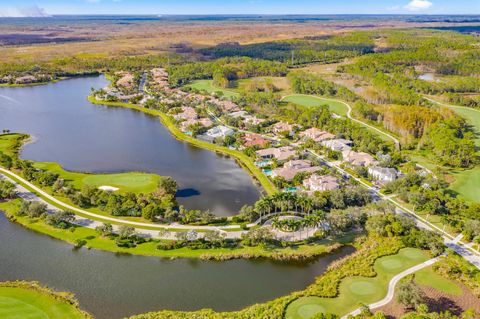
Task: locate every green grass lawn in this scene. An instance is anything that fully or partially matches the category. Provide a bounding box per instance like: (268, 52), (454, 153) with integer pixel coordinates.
(285, 248), (429, 319)
(282, 94), (349, 116)
(0, 287), (87, 319)
(183, 80), (239, 99)
(33, 162), (159, 194)
(414, 266), (463, 296)
(450, 166), (480, 203)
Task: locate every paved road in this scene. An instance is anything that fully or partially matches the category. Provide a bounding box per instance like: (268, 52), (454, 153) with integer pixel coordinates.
(307, 150), (480, 270)
(281, 94), (401, 150)
(343, 257), (440, 318)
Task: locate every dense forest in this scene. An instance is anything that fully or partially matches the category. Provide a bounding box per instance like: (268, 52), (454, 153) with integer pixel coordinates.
(199, 32), (375, 65)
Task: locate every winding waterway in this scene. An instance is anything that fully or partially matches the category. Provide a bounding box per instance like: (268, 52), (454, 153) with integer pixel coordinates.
(0, 76), (356, 319)
(0, 213), (354, 318)
(0, 75), (261, 216)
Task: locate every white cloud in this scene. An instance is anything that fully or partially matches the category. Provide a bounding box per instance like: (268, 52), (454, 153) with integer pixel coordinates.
(404, 0), (433, 11)
(0, 6), (51, 17)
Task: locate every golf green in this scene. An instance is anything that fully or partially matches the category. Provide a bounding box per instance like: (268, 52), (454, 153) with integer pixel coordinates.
(0, 287), (87, 319)
(285, 248), (429, 319)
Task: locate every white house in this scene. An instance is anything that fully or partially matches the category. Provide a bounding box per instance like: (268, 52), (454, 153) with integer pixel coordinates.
(205, 125), (234, 140)
(368, 166), (398, 182)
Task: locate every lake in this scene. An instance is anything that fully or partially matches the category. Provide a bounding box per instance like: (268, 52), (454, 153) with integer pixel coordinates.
(0, 213), (354, 318)
(0, 76), (262, 216)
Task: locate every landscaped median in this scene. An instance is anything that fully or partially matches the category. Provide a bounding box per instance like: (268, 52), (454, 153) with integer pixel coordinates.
(87, 95), (276, 195)
(0, 281), (91, 319)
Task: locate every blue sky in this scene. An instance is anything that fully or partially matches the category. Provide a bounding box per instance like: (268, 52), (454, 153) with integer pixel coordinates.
(0, 0), (479, 16)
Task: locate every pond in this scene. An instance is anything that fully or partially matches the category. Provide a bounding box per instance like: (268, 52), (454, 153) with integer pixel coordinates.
(0, 213), (355, 319)
(0, 76), (261, 216)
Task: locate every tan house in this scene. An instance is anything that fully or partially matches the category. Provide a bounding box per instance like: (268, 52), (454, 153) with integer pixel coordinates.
(256, 146), (297, 162)
(116, 72), (135, 88)
(272, 159), (321, 181)
(271, 121), (295, 135)
(173, 107), (198, 121)
(242, 134), (270, 148)
(303, 174), (340, 191)
(300, 128), (335, 142)
(342, 150), (376, 167)
(180, 118), (214, 132)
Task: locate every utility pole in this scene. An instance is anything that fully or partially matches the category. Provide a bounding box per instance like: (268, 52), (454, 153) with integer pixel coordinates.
(291, 50), (294, 66)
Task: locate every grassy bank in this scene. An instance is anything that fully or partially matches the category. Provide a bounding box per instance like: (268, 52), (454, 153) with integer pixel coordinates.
(0, 281), (91, 319)
(87, 95), (276, 195)
(0, 199), (348, 260)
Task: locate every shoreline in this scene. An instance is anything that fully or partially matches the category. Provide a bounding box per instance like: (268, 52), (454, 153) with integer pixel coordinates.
(87, 95), (276, 195)
(0, 200), (351, 260)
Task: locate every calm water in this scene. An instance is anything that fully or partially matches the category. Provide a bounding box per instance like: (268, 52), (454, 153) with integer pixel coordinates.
(0, 213), (354, 318)
(0, 76), (261, 216)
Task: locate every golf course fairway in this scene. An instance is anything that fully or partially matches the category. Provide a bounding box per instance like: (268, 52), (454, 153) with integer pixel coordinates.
(285, 248), (429, 319)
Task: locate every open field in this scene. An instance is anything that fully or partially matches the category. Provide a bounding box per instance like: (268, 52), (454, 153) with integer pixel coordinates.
(285, 248), (429, 319)
(0, 285), (88, 319)
(282, 94), (349, 116)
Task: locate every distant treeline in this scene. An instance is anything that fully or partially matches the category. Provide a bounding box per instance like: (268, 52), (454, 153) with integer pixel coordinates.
(199, 33), (375, 64)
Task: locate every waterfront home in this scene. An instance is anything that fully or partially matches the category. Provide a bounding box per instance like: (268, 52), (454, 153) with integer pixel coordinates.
(272, 159), (321, 181)
(303, 174), (340, 191)
(368, 166), (398, 182)
(15, 75), (37, 84)
(242, 134), (270, 148)
(271, 121), (295, 136)
(116, 72), (135, 88)
(342, 150), (376, 167)
(180, 118), (214, 132)
(204, 125), (235, 140)
(300, 128), (336, 142)
(321, 139), (353, 152)
(173, 107), (198, 121)
(256, 146), (297, 162)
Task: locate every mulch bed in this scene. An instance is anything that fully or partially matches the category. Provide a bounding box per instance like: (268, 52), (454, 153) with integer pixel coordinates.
(376, 284), (480, 319)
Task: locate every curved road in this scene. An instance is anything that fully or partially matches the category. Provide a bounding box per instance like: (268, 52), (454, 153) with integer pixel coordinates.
(343, 257), (440, 318)
(281, 94), (401, 150)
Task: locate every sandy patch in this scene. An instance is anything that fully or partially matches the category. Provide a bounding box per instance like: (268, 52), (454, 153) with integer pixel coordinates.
(98, 185), (119, 192)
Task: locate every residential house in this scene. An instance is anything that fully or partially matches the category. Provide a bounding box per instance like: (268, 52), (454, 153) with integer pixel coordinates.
(300, 128), (336, 142)
(180, 118), (214, 132)
(271, 121), (295, 136)
(368, 166), (398, 182)
(303, 174), (340, 192)
(204, 125), (234, 141)
(256, 146), (297, 162)
(173, 107), (198, 121)
(272, 160), (321, 181)
(244, 116), (266, 126)
(342, 150), (376, 167)
(15, 75), (36, 84)
(242, 134), (270, 148)
(116, 72), (135, 88)
(321, 139), (353, 152)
